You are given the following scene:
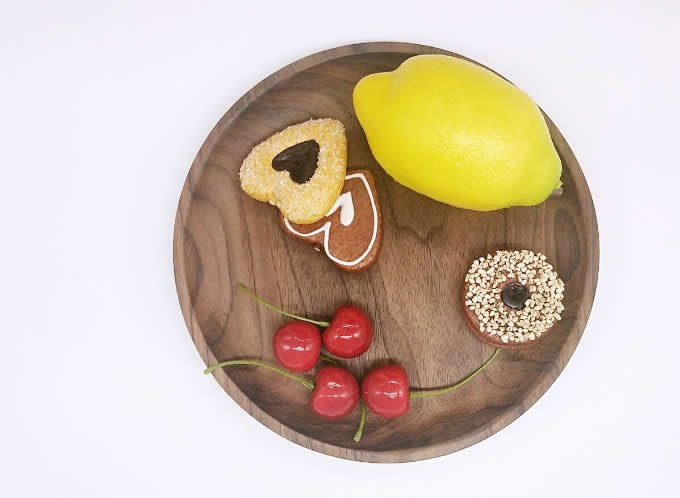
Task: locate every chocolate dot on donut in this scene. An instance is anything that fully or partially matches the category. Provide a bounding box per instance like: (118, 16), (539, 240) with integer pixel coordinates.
(501, 282), (530, 310)
(272, 139), (320, 184)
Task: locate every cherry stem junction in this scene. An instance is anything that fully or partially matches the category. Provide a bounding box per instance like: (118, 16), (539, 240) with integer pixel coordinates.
(237, 282), (331, 328)
(410, 348), (500, 399)
(353, 400), (367, 442)
(318, 354), (338, 365)
(204, 359), (315, 391)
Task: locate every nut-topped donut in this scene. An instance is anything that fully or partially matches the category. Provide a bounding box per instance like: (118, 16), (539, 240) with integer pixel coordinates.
(462, 250), (565, 347)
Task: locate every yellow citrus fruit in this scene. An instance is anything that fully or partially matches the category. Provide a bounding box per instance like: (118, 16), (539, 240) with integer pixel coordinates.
(353, 55), (562, 211)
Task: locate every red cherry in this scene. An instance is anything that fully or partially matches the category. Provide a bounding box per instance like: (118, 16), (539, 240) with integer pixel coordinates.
(309, 366), (359, 419)
(273, 322), (321, 372)
(237, 284), (374, 358)
(361, 365), (410, 418)
(323, 305), (373, 358)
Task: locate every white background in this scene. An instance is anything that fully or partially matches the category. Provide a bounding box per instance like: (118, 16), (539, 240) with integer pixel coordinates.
(2, 1), (678, 496)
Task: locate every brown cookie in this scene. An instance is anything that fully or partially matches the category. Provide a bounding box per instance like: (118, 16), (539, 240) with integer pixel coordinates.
(280, 170), (383, 272)
(461, 250), (565, 348)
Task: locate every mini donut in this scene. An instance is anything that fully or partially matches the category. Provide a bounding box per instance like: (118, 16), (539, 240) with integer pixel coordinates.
(239, 118), (347, 224)
(462, 250), (565, 347)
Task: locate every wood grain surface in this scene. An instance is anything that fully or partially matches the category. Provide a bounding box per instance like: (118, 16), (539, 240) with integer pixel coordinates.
(173, 42), (599, 462)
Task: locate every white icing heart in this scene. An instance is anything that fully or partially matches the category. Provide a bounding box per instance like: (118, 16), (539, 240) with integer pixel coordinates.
(325, 191), (354, 227)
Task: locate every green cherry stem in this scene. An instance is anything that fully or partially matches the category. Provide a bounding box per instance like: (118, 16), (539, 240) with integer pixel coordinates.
(318, 353), (338, 365)
(237, 282), (331, 328)
(409, 348), (500, 399)
(203, 360), (315, 391)
(353, 400), (367, 442)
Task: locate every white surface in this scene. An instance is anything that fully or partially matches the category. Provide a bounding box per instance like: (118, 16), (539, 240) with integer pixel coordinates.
(1, 1), (678, 496)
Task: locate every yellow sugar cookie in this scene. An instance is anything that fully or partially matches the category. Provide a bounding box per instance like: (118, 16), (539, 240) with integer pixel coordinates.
(239, 118), (347, 224)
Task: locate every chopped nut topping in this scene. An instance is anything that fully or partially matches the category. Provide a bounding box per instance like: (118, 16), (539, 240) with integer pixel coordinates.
(465, 250), (565, 343)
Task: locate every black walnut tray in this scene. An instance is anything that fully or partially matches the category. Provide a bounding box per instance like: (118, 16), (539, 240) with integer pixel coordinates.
(173, 42), (599, 462)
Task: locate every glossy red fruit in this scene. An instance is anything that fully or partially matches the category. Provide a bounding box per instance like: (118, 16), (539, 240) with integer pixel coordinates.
(309, 366), (360, 419)
(272, 322), (321, 372)
(361, 365), (410, 418)
(323, 306), (373, 358)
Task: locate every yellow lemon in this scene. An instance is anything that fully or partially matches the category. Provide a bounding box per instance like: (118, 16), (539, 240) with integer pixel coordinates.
(353, 55), (562, 211)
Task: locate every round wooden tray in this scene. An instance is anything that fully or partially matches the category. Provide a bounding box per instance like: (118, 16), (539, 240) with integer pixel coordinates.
(173, 42), (599, 463)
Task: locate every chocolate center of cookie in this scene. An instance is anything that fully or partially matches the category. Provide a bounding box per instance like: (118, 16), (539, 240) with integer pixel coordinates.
(272, 140), (320, 184)
(501, 282), (530, 310)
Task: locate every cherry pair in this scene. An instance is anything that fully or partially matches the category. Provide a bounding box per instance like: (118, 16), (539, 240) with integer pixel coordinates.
(238, 283), (373, 371)
(204, 350), (500, 441)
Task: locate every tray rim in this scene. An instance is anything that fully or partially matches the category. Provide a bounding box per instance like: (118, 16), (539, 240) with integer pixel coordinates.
(173, 41), (600, 463)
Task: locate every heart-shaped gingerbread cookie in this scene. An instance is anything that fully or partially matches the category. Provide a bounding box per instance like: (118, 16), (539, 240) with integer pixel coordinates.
(280, 170), (383, 272)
